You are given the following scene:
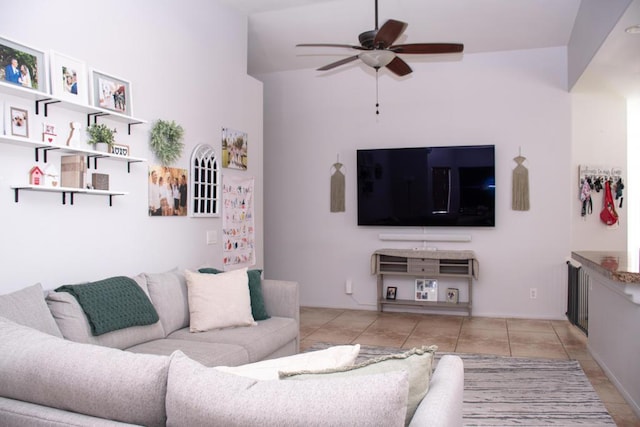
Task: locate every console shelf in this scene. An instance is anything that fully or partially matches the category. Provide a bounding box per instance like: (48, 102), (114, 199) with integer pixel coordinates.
(372, 249), (478, 316)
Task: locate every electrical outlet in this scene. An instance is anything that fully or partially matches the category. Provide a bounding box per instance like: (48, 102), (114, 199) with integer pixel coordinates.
(530, 288), (537, 299)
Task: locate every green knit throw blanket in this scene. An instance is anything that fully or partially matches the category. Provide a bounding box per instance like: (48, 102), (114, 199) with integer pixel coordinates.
(56, 276), (159, 336)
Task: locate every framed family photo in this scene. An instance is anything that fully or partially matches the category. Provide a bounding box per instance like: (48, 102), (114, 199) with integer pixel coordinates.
(0, 36), (46, 92)
(49, 51), (87, 103)
(148, 165), (188, 217)
(222, 127), (248, 170)
(386, 286), (397, 300)
(90, 69), (132, 116)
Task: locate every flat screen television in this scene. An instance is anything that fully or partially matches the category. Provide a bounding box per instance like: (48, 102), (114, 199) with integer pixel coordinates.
(357, 145), (495, 227)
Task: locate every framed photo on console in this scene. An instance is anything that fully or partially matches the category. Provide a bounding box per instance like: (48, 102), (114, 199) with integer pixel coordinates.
(446, 288), (459, 304)
(386, 286), (397, 300)
(89, 69), (132, 116)
(0, 36), (46, 92)
(415, 279), (438, 301)
(49, 51), (87, 104)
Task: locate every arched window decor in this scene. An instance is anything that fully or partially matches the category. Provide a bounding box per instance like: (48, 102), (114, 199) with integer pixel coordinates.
(190, 144), (220, 217)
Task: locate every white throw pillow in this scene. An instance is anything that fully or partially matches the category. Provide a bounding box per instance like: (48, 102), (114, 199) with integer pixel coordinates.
(184, 268), (255, 332)
(215, 344), (361, 380)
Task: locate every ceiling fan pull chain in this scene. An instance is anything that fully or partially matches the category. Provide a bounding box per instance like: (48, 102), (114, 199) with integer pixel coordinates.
(374, 0), (379, 29)
(375, 68), (380, 115)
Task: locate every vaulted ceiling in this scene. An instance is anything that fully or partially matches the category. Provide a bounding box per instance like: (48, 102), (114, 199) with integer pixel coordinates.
(219, 0), (640, 99)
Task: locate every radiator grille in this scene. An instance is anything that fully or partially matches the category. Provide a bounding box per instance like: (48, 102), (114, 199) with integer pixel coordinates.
(566, 261), (588, 335)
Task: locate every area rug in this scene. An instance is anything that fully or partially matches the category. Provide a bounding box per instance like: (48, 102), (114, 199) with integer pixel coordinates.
(307, 343), (615, 426)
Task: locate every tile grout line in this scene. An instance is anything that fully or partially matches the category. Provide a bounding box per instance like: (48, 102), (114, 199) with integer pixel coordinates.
(550, 321), (573, 360)
(505, 319), (513, 357)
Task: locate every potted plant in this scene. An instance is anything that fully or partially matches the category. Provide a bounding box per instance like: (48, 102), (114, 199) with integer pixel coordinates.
(87, 123), (116, 152)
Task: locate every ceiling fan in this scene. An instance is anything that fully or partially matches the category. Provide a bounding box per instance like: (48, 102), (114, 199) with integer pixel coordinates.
(296, 0), (464, 77)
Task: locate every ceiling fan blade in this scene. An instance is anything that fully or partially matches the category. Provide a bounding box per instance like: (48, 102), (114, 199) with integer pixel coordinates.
(385, 56), (412, 76)
(373, 19), (408, 48)
(297, 43), (367, 51)
(317, 55), (360, 71)
(391, 43), (464, 54)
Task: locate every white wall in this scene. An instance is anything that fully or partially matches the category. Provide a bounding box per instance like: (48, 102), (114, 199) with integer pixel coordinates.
(570, 82), (628, 251)
(261, 47), (572, 319)
(0, 0), (263, 293)
(628, 99), (640, 254)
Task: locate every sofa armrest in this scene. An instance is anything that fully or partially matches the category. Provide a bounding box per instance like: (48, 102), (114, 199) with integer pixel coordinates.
(261, 280), (299, 324)
(409, 355), (464, 427)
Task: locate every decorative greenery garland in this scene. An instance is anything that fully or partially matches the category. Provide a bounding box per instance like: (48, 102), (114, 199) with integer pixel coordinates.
(149, 119), (184, 165)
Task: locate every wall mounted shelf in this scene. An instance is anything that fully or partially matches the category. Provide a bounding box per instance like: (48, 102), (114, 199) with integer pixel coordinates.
(0, 82), (146, 134)
(2, 81), (146, 207)
(11, 184), (127, 206)
(0, 135), (146, 172)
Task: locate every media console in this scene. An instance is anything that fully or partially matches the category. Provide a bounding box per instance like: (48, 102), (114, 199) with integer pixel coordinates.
(372, 249), (478, 316)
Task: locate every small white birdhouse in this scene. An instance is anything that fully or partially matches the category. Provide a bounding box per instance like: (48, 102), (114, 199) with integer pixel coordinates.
(43, 163), (60, 187)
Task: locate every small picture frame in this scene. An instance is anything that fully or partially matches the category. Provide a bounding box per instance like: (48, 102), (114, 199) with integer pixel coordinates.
(386, 286), (397, 300)
(49, 51), (87, 103)
(415, 279), (438, 301)
(110, 143), (130, 157)
(10, 106), (28, 138)
(446, 288), (459, 304)
(90, 69), (132, 116)
(0, 36), (47, 92)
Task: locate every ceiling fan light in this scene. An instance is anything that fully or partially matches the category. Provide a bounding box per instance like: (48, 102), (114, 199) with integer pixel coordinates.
(359, 50), (395, 68)
(625, 24), (640, 34)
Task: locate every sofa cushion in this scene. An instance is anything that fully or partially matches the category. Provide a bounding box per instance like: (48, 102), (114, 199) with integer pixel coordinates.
(126, 338), (250, 367)
(0, 283), (62, 338)
(0, 316), (169, 427)
(281, 345), (437, 426)
(55, 276), (159, 336)
(166, 350), (409, 427)
(145, 269), (189, 335)
(46, 274), (165, 349)
(168, 316), (298, 363)
(185, 268), (255, 332)
(215, 344), (361, 380)
(198, 268), (270, 321)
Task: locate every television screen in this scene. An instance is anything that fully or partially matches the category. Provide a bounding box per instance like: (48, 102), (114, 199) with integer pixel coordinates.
(357, 145), (495, 227)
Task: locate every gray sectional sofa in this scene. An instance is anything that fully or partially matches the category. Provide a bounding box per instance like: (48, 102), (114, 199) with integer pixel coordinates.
(0, 270), (464, 426)
(41, 270), (300, 366)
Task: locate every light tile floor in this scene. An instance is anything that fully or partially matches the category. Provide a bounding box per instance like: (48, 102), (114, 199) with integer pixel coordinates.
(300, 307), (640, 427)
